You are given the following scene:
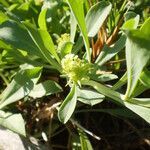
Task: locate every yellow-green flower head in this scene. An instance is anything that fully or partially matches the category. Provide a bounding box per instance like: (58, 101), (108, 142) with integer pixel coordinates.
(61, 54), (91, 85)
(57, 33), (70, 52)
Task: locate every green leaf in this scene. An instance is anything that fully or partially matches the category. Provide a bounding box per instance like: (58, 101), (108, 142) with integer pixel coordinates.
(124, 102), (150, 124)
(0, 110), (26, 136)
(58, 83), (77, 123)
(90, 73), (118, 82)
(112, 72), (148, 97)
(78, 129), (93, 150)
(3, 48), (42, 66)
(140, 17), (150, 38)
(71, 133), (81, 149)
(60, 42), (73, 58)
(96, 35), (126, 66)
(0, 67), (42, 109)
(128, 98), (150, 108)
(0, 21), (40, 55)
(24, 22), (61, 69)
(140, 69), (150, 88)
(130, 80), (149, 97)
(82, 80), (150, 124)
(124, 11), (138, 21)
(0, 20), (61, 71)
(85, 1), (112, 37)
(112, 72), (127, 90)
(0, 0), (9, 7)
(38, 8), (47, 30)
(77, 87), (104, 106)
(70, 12), (77, 43)
(29, 80), (62, 99)
(67, 0), (91, 62)
(72, 36), (84, 54)
(122, 15), (139, 30)
(71, 129), (93, 150)
(18, 2), (29, 11)
(81, 80), (124, 105)
(125, 27), (150, 98)
(38, 29), (60, 63)
(0, 11), (9, 24)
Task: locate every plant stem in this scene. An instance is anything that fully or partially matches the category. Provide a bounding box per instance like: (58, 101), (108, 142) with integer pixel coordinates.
(120, 0), (128, 13)
(70, 118), (101, 140)
(106, 59), (126, 64)
(0, 72), (9, 86)
(88, 0), (92, 7)
(81, 80), (125, 105)
(106, 16), (124, 46)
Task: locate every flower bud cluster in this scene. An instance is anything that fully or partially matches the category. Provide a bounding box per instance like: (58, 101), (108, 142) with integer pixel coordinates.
(61, 54), (91, 85)
(57, 34), (70, 52)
